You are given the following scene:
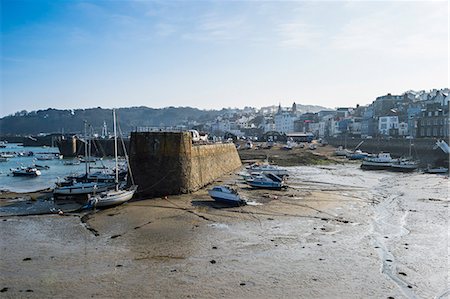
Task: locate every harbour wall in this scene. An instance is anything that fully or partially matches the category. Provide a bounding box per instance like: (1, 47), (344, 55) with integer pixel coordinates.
(56, 137), (129, 157)
(129, 132), (242, 198)
(327, 137), (449, 167)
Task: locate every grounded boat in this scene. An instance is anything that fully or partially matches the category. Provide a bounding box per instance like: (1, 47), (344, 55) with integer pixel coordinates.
(53, 181), (115, 195)
(208, 185), (246, 205)
(347, 150), (370, 160)
(86, 109), (137, 208)
(335, 146), (351, 157)
(424, 166), (449, 174)
(89, 185), (137, 208)
(246, 172), (285, 190)
(389, 159), (419, 173)
(11, 167), (41, 177)
(247, 164), (289, 177)
(361, 153), (398, 170)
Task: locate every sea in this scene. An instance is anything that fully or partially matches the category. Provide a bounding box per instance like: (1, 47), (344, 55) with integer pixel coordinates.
(0, 143), (116, 193)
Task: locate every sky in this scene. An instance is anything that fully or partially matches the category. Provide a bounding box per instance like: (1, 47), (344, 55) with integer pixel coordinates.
(1, 0), (448, 116)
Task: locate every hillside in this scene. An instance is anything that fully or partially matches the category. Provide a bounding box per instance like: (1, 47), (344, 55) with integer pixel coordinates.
(0, 107), (223, 135)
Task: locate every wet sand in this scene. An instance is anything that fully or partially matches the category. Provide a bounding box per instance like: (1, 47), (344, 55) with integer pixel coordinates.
(1, 164), (449, 298)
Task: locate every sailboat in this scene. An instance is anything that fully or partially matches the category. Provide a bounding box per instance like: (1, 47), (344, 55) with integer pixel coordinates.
(88, 109), (137, 208)
(54, 122), (115, 196)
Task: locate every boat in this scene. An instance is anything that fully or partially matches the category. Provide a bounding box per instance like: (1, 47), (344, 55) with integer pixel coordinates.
(389, 159), (419, 173)
(0, 156), (7, 162)
(53, 181), (115, 195)
(424, 165), (449, 174)
(335, 146), (351, 157)
(33, 164), (50, 170)
(347, 150), (370, 160)
(208, 185), (246, 205)
(1, 153), (15, 158)
(0, 141), (7, 148)
(63, 160), (81, 165)
(361, 153), (398, 170)
(247, 163), (289, 177)
(35, 153), (62, 160)
(11, 167), (41, 177)
(87, 109), (137, 208)
(246, 172), (285, 190)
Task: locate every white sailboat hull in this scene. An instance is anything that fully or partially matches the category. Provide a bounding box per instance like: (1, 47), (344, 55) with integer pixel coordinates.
(90, 186), (137, 207)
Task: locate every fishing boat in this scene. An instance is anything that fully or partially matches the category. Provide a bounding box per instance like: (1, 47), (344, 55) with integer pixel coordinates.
(361, 153), (398, 170)
(389, 159), (419, 173)
(11, 166), (41, 177)
(208, 185), (246, 205)
(87, 109), (137, 208)
(246, 172), (285, 190)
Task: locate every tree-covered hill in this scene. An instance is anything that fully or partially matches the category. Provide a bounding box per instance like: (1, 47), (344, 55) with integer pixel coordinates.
(0, 106), (224, 135)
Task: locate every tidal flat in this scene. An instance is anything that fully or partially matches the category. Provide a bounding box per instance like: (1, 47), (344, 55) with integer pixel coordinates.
(1, 164), (448, 298)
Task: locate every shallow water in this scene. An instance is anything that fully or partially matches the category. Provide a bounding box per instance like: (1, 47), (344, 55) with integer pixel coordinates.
(0, 143), (116, 192)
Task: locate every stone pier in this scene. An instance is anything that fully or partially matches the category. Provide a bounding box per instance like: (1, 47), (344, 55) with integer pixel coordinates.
(129, 132), (242, 198)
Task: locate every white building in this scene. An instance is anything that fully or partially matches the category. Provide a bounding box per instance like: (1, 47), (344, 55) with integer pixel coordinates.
(274, 112), (296, 133)
(378, 116), (399, 135)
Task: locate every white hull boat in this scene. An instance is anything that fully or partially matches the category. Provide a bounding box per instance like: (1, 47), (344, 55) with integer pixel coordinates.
(53, 182), (115, 195)
(247, 164), (289, 177)
(424, 167), (448, 174)
(84, 109), (138, 208)
(89, 185), (137, 207)
(208, 186), (246, 205)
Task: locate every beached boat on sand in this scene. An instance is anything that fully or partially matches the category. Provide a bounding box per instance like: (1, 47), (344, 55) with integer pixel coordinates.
(246, 172), (285, 190)
(361, 153), (398, 170)
(87, 109), (137, 208)
(208, 185), (246, 205)
(246, 163), (289, 177)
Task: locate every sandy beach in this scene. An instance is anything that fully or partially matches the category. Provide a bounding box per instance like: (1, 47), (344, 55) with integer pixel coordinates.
(1, 162), (448, 298)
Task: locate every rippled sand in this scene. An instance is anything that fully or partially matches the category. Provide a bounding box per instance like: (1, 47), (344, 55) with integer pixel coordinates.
(1, 164), (448, 298)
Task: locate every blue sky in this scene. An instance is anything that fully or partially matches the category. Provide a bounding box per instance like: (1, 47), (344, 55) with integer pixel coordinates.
(1, 0), (448, 116)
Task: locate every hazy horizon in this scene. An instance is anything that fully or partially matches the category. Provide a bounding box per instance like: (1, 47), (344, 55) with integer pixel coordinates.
(1, 0), (448, 117)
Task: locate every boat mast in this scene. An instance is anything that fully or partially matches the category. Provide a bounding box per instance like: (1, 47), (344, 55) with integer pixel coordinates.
(84, 121), (88, 175)
(113, 109), (119, 191)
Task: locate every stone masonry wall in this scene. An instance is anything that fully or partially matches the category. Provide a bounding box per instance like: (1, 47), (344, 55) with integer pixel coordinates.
(129, 132), (242, 198)
(188, 143), (242, 191)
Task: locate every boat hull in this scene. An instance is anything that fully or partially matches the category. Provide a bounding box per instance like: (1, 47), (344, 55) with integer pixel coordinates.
(53, 182), (115, 195)
(91, 187), (136, 207)
(389, 165), (418, 173)
(210, 196), (246, 205)
(247, 181), (284, 190)
(360, 161), (392, 170)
